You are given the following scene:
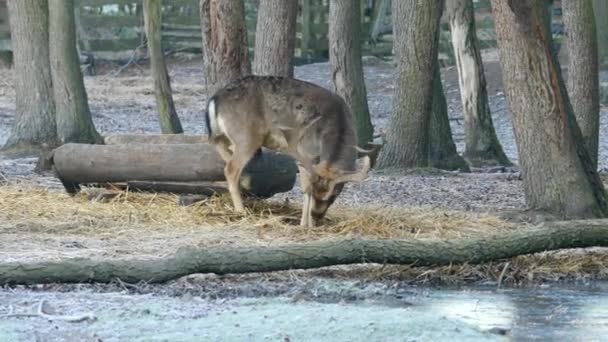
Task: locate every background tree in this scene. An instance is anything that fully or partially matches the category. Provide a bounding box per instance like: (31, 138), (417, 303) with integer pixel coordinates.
(49, 0), (101, 144)
(143, 0), (184, 134)
(563, 0), (599, 169)
(446, 0), (510, 167)
(328, 0), (374, 147)
(593, 0), (608, 67)
(429, 60), (469, 171)
(253, 0), (297, 77)
(2, 0), (57, 154)
(376, 0), (443, 169)
(491, 0), (607, 218)
(200, 0), (250, 95)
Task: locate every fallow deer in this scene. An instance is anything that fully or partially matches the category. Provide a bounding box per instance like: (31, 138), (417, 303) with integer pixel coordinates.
(205, 75), (371, 227)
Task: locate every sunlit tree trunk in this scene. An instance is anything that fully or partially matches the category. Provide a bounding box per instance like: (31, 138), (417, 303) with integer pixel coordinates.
(200, 0), (251, 96)
(328, 0), (374, 147)
(2, 0), (57, 154)
(563, 0), (599, 169)
(492, 0), (607, 218)
(253, 0), (297, 77)
(377, 0), (443, 169)
(143, 0), (184, 134)
(447, 0), (510, 167)
(49, 0), (101, 144)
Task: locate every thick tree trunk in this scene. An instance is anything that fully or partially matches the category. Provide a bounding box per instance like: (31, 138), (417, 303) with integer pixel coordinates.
(48, 0), (101, 145)
(143, 0), (184, 134)
(447, 0), (511, 167)
(429, 61), (469, 171)
(51, 143), (297, 198)
(2, 0), (57, 154)
(328, 0), (374, 147)
(377, 0), (443, 169)
(2, 218), (608, 284)
(593, 0), (608, 67)
(563, 0), (599, 169)
(200, 0), (251, 96)
(491, 1), (607, 219)
(253, 0), (297, 77)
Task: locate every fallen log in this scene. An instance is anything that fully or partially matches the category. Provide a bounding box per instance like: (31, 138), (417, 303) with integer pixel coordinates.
(1, 219), (608, 284)
(51, 143), (297, 198)
(103, 134), (208, 145)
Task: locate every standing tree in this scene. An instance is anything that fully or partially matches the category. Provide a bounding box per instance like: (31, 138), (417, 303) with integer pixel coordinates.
(377, 0), (443, 169)
(328, 0), (374, 147)
(200, 0), (251, 95)
(2, 0), (57, 154)
(593, 0), (608, 66)
(446, 0), (510, 167)
(491, 0), (607, 218)
(143, 0), (184, 134)
(429, 60), (469, 171)
(253, 0), (297, 77)
(563, 0), (599, 169)
(48, 0), (101, 144)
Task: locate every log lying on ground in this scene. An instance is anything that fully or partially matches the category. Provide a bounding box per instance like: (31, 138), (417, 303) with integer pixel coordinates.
(103, 134), (208, 145)
(51, 143), (297, 198)
(2, 219), (608, 284)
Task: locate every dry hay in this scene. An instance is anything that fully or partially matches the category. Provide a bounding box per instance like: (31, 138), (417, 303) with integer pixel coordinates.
(0, 184), (515, 243)
(0, 184), (607, 285)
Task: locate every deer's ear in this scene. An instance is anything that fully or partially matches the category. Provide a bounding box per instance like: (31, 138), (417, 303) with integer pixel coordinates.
(331, 156), (371, 184)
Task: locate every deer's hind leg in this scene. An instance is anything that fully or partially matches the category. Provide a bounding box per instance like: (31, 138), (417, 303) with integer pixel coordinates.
(223, 134), (264, 213)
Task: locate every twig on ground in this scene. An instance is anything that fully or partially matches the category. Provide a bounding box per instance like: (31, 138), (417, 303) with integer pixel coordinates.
(0, 300), (96, 323)
(497, 262), (510, 289)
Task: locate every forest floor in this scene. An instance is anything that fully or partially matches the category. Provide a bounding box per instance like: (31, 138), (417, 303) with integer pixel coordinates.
(1, 52), (608, 341)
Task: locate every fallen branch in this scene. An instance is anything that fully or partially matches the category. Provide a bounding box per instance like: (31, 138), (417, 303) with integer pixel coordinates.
(1, 219), (608, 285)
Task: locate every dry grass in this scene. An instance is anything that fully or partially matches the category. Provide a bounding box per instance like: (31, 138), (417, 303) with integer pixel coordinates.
(0, 184), (516, 243)
(1, 184), (607, 285)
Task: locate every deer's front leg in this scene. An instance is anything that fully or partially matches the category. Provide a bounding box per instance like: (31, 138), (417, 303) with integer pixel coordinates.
(298, 165), (315, 228)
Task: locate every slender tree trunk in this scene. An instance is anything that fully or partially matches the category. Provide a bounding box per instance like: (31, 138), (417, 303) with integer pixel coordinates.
(143, 0), (184, 134)
(491, 0), (607, 219)
(2, 0), (57, 154)
(429, 61), (469, 171)
(563, 0), (599, 169)
(593, 0), (608, 67)
(447, 0), (511, 167)
(200, 0), (251, 96)
(377, 0), (444, 169)
(253, 0), (297, 77)
(328, 0), (374, 147)
(48, 0), (101, 145)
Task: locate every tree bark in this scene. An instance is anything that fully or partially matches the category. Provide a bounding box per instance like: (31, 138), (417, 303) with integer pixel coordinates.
(103, 133), (208, 145)
(253, 0), (297, 77)
(329, 0), (374, 147)
(2, 0), (57, 154)
(563, 0), (599, 169)
(491, 0), (608, 219)
(593, 0), (608, 67)
(48, 0), (101, 145)
(429, 61), (469, 171)
(200, 0), (251, 96)
(143, 0), (184, 134)
(376, 0), (443, 169)
(2, 218), (608, 284)
(447, 0), (511, 167)
(51, 143), (297, 198)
